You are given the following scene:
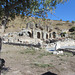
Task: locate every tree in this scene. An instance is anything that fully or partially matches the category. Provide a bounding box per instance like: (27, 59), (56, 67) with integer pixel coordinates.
(60, 19), (62, 21)
(0, 0), (68, 29)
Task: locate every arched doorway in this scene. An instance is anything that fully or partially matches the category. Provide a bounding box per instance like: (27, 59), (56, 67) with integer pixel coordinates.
(37, 32), (40, 39)
(46, 34), (48, 39)
(53, 32), (56, 38)
(28, 31), (32, 37)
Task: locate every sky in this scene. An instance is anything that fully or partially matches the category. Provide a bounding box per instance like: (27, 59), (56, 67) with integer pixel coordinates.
(47, 0), (75, 22)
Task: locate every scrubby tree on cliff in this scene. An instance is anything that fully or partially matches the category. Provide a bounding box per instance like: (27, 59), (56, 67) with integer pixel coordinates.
(0, 0), (68, 29)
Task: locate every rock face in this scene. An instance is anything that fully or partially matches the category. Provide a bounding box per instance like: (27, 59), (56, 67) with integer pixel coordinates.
(59, 38), (75, 47)
(46, 38), (75, 52)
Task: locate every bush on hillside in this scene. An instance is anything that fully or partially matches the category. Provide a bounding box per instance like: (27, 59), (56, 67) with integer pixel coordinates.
(60, 19), (62, 21)
(60, 32), (66, 37)
(66, 20), (69, 22)
(69, 27), (75, 32)
(72, 21), (75, 23)
(42, 18), (46, 21)
(35, 17), (38, 19)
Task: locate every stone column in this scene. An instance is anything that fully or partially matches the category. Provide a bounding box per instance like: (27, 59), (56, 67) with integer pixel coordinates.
(49, 33), (51, 38)
(32, 29), (37, 39)
(40, 32), (42, 39)
(56, 33), (58, 38)
(51, 33), (53, 38)
(1, 25), (5, 33)
(43, 32), (46, 40)
(0, 37), (2, 57)
(48, 33), (49, 39)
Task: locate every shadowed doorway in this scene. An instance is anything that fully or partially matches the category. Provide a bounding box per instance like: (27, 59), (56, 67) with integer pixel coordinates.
(37, 32), (40, 39)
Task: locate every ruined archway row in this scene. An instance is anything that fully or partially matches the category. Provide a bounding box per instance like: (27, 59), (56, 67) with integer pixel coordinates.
(20, 29), (58, 40)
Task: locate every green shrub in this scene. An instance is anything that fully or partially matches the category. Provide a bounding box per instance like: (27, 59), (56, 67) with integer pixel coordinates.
(56, 23), (63, 25)
(63, 32), (66, 34)
(60, 19), (62, 21)
(47, 19), (51, 21)
(42, 18), (46, 21)
(72, 21), (75, 23)
(66, 20), (69, 22)
(19, 47), (36, 55)
(34, 63), (53, 68)
(35, 17), (38, 19)
(60, 32), (66, 37)
(69, 27), (75, 32)
(37, 52), (52, 58)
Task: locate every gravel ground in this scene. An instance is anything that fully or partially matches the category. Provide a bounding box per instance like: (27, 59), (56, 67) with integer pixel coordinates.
(1, 44), (75, 75)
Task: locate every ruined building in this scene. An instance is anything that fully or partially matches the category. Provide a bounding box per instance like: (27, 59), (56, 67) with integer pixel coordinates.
(0, 17), (69, 45)
(18, 22), (59, 40)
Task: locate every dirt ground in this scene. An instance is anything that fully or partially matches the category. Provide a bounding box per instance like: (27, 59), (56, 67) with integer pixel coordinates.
(1, 44), (75, 75)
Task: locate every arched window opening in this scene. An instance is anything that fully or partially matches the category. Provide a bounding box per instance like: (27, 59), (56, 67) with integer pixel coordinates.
(19, 33), (23, 36)
(28, 31), (32, 37)
(46, 34), (48, 39)
(53, 32), (56, 38)
(37, 32), (40, 39)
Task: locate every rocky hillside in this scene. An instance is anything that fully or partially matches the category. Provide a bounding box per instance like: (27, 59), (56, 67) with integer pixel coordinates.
(0, 16), (75, 39)
(2, 16), (74, 32)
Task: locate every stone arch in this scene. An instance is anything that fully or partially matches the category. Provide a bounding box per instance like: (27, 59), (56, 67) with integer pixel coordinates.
(46, 34), (48, 39)
(53, 32), (56, 38)
(28, 31), (32, 37)
(37, 32), (40, 39)
(26, 22), (35, 29)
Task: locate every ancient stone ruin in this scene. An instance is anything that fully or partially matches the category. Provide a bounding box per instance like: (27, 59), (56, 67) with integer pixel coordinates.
(0, 20), (69, 48)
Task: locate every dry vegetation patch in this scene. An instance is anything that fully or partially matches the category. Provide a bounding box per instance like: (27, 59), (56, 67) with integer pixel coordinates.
(1, 44), (75, 75)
